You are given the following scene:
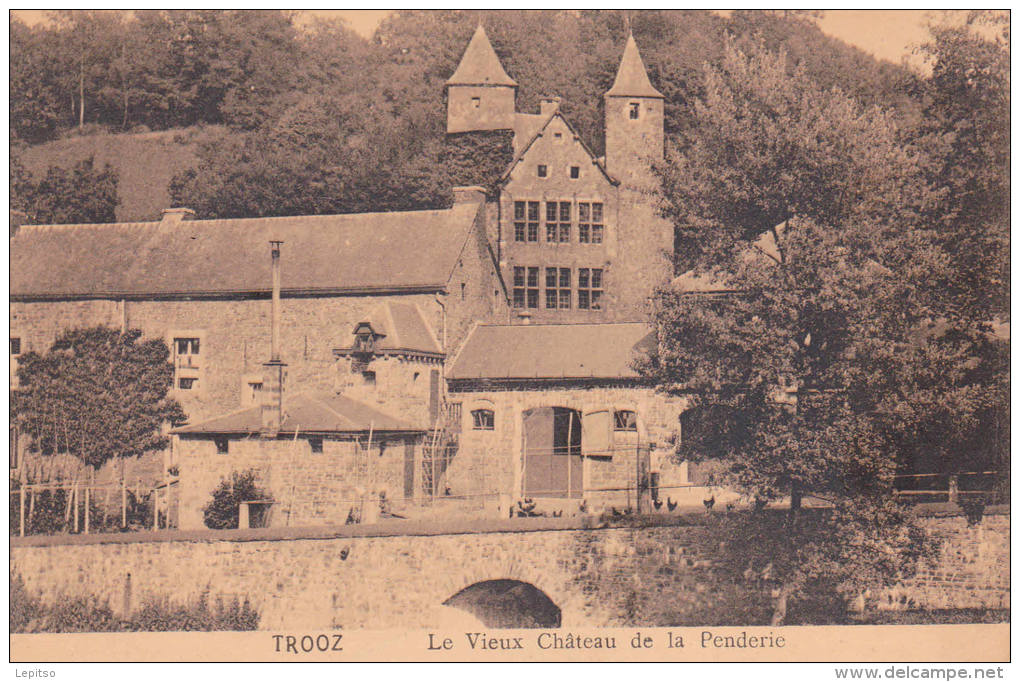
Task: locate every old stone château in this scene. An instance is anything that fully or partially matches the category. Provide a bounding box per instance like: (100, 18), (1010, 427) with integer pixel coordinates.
(10, 28), (702, 529)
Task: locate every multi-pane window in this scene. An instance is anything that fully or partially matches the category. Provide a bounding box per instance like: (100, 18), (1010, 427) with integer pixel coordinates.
(578, 202), (604, 244)
(513, 266), (540, 309)
(629, 102), (640, 119)
(514, 201), (539, 242)
(578, 268), (604, 310)
(537, 164), (548, 178)
(173, 335), (202, 391)
(526, 201), (539, 241)
(545, 267), (571, 309)
(544, 201), (571, 243)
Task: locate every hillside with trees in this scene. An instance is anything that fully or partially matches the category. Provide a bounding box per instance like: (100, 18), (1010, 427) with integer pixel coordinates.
(12, 10), (926, 221)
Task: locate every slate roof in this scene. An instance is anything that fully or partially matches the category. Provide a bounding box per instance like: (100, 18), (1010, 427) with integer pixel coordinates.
(173, 392), (422, 435)
(446, 25), (518, 88)
(11, 202), (482, 299)
(605, 34), (663, 99)
(448, 323), (654, 381)
(335, 302), (442, 357)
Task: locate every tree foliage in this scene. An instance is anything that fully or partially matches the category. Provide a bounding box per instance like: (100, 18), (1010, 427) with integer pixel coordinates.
(642, 38), (1002, 621)
(12, 327), (186, 470)
(202, 470), (271, 530)
(13, 10), (923, 219)
(10, 154), (119, 224)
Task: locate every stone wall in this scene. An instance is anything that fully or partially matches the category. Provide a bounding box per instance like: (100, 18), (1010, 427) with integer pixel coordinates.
(11, 294), (442, 428)
(447, 383), (699, 509)
(10, 512), (1008, 631)
(879, 513), (1010, 612)
(177, 432), (422, 530)
(499, 114), (623, 324)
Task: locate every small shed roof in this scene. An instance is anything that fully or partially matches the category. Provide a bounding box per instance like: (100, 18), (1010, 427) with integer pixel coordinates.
(448, 322), (654, 381)
(173, 392), (423, 435)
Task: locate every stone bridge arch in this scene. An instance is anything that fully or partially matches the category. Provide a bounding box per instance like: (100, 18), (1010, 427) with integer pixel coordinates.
(427, 547), (591, 627)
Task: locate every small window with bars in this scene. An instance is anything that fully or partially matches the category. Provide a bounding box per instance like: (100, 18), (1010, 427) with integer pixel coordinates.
(545, 267), (571, 309)
(578, 268), (604, 310)
(513, 266), (540, 309)
(578, 202), (604, 244)
(471, 409), (495, 430)
(614, 410), (638, 431)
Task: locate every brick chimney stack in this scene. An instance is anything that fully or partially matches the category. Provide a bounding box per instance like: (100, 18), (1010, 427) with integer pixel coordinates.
(539, 96), (560, 117)
(261, 241), (287, 438)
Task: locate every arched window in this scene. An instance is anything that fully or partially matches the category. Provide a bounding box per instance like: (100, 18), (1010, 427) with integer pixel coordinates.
(613, 410), (638, 432)
(471, 409), (495, 430)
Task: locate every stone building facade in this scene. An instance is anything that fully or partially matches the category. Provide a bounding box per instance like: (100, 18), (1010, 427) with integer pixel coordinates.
(448, 27), (673, 324)
(9, 30), (695, 529)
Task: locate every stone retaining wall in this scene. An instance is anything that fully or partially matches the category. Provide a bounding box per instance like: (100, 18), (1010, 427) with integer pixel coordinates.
(10, 512), (1008, 630)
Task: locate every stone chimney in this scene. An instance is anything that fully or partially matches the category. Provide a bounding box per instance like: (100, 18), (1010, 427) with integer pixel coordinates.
(452, 185), (487, 205)
(261, 241), (287, 439)
(539, 96), (561, 117)
(160, 207), (196, 224)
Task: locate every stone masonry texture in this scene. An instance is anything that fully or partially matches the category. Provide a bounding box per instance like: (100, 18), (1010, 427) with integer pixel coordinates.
(10, 512), (1007, 631)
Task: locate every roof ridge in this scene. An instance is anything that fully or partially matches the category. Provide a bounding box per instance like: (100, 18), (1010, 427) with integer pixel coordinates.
(19, 205), (464, 232)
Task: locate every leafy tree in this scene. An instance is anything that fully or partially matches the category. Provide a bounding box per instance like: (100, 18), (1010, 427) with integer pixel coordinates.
(915, 11), (1009, 323)
(12, 327), (186, 471)
(10, 155), (119, 224)
(202, 470), (271, 530)
(643, 41), (944, 623)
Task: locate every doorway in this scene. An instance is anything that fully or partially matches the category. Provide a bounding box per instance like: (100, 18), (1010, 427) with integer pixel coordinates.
(522, 407), (583, 498)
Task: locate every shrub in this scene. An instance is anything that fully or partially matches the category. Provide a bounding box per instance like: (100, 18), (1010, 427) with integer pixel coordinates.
(10, 571), (260, 632)
(202, 469), (271, 530)
(130, 589), (259, 631)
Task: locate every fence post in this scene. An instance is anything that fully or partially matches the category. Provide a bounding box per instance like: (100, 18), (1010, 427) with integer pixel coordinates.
(948, 475), (959, 504)
(635, 443), (642, 514)
(84, 485), (90, 534)
(73, 483), (79, 533)
(153, 487), (159, 531)
(19, 483), (25, 537)
(121, 475), (127, 528)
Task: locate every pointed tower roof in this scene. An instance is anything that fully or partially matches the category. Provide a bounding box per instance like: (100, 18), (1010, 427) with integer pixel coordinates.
(446, 25), (518, 88)
(605, 33), (663, 99)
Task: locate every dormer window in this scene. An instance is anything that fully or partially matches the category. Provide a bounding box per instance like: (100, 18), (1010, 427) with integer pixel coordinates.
(629, 102), (640, 119)
(352, 322), (379, 357)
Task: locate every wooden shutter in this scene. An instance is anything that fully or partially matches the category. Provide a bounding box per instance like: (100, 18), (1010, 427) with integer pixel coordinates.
(582, 409), (613, 457)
